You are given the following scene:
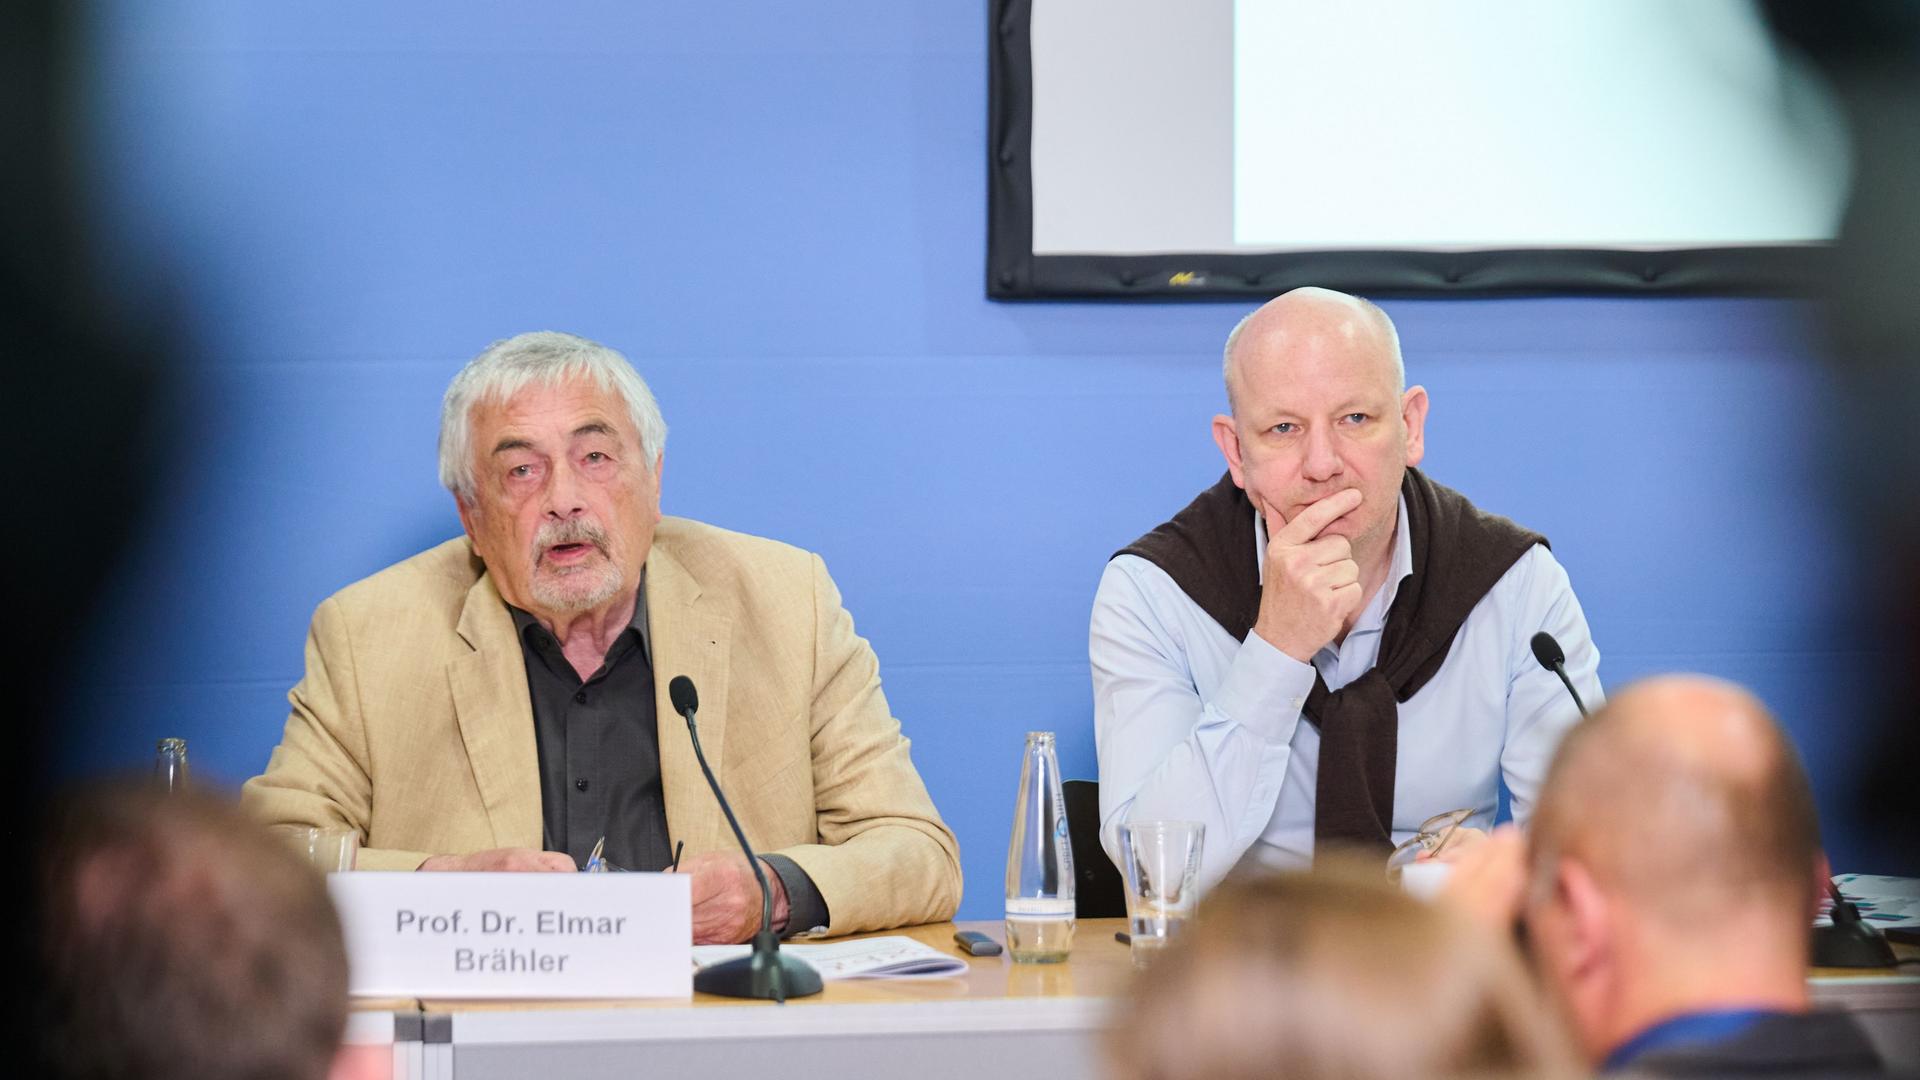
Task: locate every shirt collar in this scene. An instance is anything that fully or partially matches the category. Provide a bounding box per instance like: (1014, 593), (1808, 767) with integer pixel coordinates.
(1253, 495), (1414, 634)
(1602, 1009), (1785, 1071)
(506, 570), (651, 664)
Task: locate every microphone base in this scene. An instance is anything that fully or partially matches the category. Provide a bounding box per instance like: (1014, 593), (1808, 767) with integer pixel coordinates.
(694, 930), (824, 1002)
(1812, 920), (1897, 969)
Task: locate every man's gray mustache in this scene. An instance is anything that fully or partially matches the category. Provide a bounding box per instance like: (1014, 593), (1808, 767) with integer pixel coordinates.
(533, 520), (610, 558)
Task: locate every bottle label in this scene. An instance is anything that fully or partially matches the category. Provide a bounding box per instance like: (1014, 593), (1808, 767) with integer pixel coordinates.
(1005, 897), (1075, 920)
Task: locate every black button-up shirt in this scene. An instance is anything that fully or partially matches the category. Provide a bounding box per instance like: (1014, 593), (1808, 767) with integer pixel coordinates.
(511, 597), (669, 873)
(508, 589), (829, 934)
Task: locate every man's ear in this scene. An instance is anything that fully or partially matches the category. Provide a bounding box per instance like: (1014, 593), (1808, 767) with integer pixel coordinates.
(1810, 849), (1834, 923)
(651, 452), (665, 522)
(455, 494), (480, 543)
(1211, 414), (1247, 489)
(1401, 385), (1429, 468)
(1556, 857), (1611, 982)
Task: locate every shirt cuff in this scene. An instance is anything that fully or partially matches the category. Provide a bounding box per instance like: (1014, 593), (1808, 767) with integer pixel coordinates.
(761, 853), (830, 938)
(1214, 631), (1318, 744)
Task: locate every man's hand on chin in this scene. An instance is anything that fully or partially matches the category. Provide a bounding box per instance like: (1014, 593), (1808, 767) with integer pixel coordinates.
(679, 851), (789, 944)
(417, 848), (577, 872)
(1253, 488), (1367, 662)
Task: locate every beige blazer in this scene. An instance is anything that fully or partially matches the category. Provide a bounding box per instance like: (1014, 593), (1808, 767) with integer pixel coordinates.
(242, 517), (961, 935)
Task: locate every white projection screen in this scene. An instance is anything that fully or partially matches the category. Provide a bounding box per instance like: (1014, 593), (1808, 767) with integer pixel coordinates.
(987, 0), (1849, 299)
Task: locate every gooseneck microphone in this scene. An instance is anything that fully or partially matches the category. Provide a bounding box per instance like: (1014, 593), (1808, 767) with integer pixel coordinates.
(1529, 632), (1590, 718)
(669, 675), (822, 1001)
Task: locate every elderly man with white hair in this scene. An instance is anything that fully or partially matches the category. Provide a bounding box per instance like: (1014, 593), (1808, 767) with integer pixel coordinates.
(1092, 287), (1602, 888)
(245, 331), (960, 942)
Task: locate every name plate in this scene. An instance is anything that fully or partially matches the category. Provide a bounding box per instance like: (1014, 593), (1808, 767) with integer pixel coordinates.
(329, 872), (691, 999)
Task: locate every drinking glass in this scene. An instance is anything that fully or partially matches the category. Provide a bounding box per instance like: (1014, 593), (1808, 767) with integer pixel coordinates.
(297, 827), (359, 872)
(1118, 820), (1204, 969)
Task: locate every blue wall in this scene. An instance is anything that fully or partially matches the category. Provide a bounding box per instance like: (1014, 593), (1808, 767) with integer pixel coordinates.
(66, 2), (1896, 918)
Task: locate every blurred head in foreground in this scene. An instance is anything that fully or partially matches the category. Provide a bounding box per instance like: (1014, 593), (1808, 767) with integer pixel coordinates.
(34, 784), (385, 1080)
(1522, 675), (1823, 1062)
(1107, 864), (1573, 1080)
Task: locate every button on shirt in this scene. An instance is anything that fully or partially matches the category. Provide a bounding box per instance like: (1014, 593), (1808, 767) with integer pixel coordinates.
(1091, 495), (1602, 888)
(511, 597), (670, 874)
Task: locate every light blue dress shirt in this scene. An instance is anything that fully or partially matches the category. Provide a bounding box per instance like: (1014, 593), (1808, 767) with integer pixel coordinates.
(1091, 496), (1602, 889)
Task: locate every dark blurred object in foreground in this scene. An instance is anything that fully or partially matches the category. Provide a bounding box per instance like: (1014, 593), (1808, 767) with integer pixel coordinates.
(4, 0), (179, 1058)
(1, 2), (171, 741)
(1763, 0), (1920, 869)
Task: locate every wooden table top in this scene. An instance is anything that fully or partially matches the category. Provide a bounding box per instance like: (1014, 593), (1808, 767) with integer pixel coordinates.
(373, 916), (1916, 1015)
(413, 917), (1137, 1012)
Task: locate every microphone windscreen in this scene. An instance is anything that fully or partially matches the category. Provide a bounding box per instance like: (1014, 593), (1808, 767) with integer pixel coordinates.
(1529, 631), (1566, 671)
(669, 675), (699, 717)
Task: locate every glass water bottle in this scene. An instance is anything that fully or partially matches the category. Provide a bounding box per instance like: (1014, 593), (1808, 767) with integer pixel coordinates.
(1005, 731), (1075, 962)
(154, 737), (189, 792)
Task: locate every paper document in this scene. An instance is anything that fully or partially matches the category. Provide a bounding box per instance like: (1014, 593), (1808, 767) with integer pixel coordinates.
(1817, 874), (1920, 928)
(691, 936), (968, 980)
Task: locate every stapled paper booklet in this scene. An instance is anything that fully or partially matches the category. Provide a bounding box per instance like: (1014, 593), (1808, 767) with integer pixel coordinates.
(692, 936), (968, 980)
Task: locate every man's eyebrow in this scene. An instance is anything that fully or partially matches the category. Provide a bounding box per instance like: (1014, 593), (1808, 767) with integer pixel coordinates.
(572, 421), (619, 439)
(490, 437), (534, 456)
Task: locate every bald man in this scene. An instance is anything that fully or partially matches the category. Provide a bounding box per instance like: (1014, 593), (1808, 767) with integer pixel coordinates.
(1092, 287), (1600, 886)
(1444, 676), (1886, 1075)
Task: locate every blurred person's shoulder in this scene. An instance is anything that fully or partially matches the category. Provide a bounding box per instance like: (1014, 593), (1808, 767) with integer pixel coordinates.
(1623, 1009), (1891, 1079)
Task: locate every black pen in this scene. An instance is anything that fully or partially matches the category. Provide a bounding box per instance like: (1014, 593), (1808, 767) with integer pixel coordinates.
(1115, 930), (1131, 944)
(670, 840), (685, 871)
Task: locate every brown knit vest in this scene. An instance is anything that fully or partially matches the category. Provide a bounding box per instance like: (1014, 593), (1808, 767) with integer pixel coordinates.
(1115, 468), (1544, 857)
